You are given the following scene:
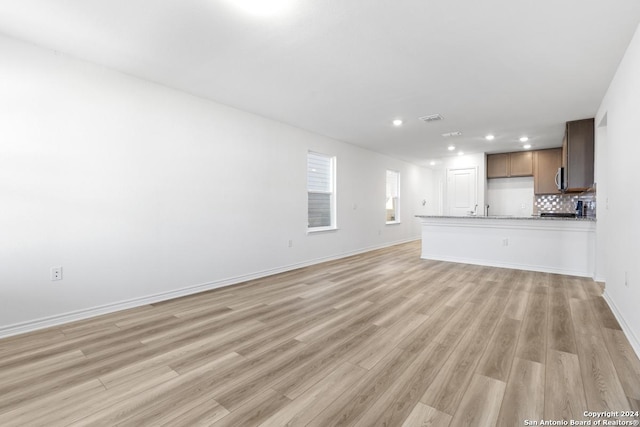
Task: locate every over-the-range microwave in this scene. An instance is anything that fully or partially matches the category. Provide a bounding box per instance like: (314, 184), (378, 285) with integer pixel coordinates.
(555, 167), (566, 191)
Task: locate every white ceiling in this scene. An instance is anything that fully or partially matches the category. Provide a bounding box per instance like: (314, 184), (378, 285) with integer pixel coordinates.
(1, 0), (639, 166)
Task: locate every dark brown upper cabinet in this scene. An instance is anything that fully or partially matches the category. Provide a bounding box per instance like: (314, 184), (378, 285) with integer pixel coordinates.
(563, 118), (595, 192)
(487, 153), (509, 178)
(487, 152), (533, 178)
(509, 151), (534, 177)
(533, 148), (562, 194)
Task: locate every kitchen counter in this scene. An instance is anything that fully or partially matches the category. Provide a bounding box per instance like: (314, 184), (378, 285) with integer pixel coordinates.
(416, 214), (596, 221)
(417, 215), (595, 277)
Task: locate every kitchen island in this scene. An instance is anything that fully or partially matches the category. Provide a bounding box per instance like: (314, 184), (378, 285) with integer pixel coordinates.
(416, 215), (596, 277)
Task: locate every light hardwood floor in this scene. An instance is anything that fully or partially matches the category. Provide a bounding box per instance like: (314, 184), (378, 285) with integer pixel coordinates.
(1, 241), (639, 426)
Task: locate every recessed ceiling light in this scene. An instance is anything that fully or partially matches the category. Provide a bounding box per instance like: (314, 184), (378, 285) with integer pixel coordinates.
(448, 145), (456, 151)
(520, 136), (529, 142)
(523, 144), (532, 149)
(485, 134), (495, 141)
(392, 119), (403, 126)
(458, 151), (465, 156)
(429, 161), (436, 166)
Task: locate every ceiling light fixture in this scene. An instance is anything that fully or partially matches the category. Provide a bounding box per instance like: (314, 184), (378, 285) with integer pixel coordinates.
(448, 145), (456, 151)
(520, 136), (529, 142)
(485, 134), (495, 141)
(224, 0), (293, 17)
(392, 119), (403, 127)
(429, 161), (436, 166)
(523, 144), (532, 149)
(458, 151), (465, 156)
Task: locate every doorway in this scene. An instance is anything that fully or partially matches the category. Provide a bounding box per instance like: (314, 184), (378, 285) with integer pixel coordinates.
(446, 167), (478, 216)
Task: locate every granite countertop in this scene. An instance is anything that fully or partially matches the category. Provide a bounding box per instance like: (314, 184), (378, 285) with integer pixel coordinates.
(416, 215), (597, 222)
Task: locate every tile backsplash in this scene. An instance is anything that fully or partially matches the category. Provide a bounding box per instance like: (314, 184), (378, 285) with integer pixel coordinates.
(534, 192), (596, 217)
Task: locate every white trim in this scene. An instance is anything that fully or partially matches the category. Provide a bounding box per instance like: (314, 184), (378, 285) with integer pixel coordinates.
(420, 254), (593, 278)
(0, 237), (419, 339)
(603, 290), (640, 359)
(307, 226), (339, 234)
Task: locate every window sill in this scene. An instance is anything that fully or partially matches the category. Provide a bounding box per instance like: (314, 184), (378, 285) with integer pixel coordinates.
(386, 221), (401, 225)
(307, 226), (339, 234)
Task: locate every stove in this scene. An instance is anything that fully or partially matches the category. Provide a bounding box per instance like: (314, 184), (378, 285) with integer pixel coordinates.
(539, 212), (577, 218)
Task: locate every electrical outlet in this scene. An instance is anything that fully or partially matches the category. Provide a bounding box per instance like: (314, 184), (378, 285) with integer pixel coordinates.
(51, 266), (63, 281)
(502, 238), (509, 246)
(288, 239), (293, 248)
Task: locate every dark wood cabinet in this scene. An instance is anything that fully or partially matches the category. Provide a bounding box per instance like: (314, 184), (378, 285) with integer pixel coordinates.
(487, 153), (510, 178)
(563, 118), (595, 192)
(487, 119), (593, 192)
(487, 152), (533, 178)
(509, 151), (533, 176)
(534, 148), (562, 194)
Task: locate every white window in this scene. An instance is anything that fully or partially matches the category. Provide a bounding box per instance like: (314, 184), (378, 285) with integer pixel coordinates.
(386, 170), (400, 223)
(307, 152), (336, 231)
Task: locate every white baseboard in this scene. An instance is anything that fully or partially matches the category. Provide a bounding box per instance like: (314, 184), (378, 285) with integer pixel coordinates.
(602, 290), (640, 359)
(420, 254), (592, 278)
(0, 237), (419, 339)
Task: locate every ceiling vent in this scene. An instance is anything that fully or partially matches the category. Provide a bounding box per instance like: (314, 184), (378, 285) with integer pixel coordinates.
(419, 114), (444, 122)
(442, 131), (462, 137)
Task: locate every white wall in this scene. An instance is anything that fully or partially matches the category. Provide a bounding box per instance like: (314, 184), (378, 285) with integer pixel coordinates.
(596, 23), (640, 355)
(0, 35), (434, 336)
(486, 177), (534, 217)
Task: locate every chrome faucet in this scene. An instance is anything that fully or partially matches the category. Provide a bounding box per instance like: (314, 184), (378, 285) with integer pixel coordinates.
(467, 204), (480, 216)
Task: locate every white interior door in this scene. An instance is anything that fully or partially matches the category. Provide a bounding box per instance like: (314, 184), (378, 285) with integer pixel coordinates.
(447, 167), (477, 216)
